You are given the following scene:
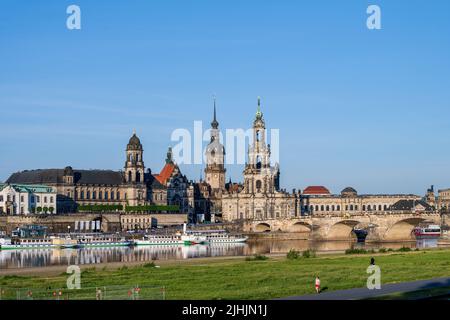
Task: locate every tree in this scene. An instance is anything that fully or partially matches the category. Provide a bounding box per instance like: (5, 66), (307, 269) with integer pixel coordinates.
(49, 207), (54, 214)
(43, 207), (49, 214)
(36, 207), (42, 214)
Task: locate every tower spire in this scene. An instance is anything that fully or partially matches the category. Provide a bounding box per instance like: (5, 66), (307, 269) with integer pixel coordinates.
(255, 96), (263, 120)
(211, 95), (219, 129)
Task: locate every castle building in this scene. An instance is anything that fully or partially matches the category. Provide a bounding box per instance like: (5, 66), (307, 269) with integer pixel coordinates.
(222, 99), (298, 221)
(5, 133), (194, 220)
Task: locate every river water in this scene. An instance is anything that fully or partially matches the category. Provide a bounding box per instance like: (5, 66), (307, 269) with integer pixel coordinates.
(0, 238), (442, 270)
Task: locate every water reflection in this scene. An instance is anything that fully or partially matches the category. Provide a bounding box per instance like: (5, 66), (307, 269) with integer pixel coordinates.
(0, 239), (440, 269)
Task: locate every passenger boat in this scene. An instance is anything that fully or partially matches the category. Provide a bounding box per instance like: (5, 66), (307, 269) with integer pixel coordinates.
(76, 235), (132, 248)
(413, 225), (441, 239)
(134, 234), (183, 246)
(0, 236), (78, 250)
(186, 230), (248, 244)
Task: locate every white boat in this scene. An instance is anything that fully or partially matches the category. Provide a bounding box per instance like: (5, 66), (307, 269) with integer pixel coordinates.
(0, 236), (78, 250)
(76, 235), (132, 248)
(187, 230), (248, 244)
(133, 234), (182, 246)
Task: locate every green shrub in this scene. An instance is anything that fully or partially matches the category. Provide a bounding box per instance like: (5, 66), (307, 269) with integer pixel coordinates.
(302, 249), (316, 258)
(77, 204), (124, 212)
(287, 249), (300, 260)
(143, 262), (156, 268)
(345, 248), (368, 255)
(378, 248), (387, 253)
(397, 247), (412, 252)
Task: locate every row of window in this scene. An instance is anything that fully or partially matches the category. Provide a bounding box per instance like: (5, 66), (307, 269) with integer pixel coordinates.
(75, 190), (123, 201)
(0, 195), (53, 204)
(305, 204), (391, 212)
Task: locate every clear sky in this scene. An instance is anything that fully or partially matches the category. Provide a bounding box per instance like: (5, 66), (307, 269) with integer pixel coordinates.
(1, 0), (449, 195)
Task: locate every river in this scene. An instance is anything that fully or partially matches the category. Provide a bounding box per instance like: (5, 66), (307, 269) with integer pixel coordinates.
(0, 238), (441, 269)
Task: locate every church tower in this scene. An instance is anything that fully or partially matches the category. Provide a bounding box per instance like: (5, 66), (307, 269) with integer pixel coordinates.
(204, 98), (226, 190)
(124, 131), (145, 184)
(243, 97), (280, 194)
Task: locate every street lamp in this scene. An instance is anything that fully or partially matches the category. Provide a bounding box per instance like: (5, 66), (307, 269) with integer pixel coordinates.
(67, 225), (71, 234)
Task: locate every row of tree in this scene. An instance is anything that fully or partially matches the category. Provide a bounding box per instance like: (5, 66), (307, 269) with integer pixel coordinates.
(31, 207), (55, 214)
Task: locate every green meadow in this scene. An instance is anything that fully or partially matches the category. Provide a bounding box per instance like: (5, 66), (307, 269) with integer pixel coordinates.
(1, 249), (450, 300)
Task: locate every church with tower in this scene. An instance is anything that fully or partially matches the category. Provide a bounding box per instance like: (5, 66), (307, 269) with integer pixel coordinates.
(219, 99), (298, 221)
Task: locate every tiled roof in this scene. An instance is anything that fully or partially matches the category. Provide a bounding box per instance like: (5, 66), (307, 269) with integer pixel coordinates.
(0, 183), (55, 193)
(391, 200), (433, 211)
(154, 163), (176, 185)
(7, 169), (124, 186)
(303, 186), (331, 195)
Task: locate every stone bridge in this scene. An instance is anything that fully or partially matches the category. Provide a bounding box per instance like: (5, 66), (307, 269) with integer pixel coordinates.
(243, 212), (443, 241)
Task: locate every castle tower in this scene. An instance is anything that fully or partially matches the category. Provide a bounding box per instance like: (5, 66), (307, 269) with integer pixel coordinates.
(204, 98), (226, 190)
(243, 97), (279, 194)
(124, 131), (145, 184)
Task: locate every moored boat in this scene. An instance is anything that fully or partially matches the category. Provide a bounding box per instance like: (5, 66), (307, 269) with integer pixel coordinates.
(76, 234), (132, 248)
(0, 236), (78, 250)
(414, 225), (441, 239)
(186, 230), (248, 244)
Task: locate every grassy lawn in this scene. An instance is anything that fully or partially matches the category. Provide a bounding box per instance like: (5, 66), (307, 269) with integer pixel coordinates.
(1, 249), (450, 300)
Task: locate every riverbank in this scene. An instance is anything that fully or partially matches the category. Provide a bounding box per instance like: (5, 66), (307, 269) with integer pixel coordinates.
(1, 248), (450, 299)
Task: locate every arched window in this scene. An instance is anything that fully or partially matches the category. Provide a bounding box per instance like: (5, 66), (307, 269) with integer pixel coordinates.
(256, 180), (262, 192)
(326, 205), (330, 211)
(256, 156), (262, 169)
(321, 205), (324, 211)
(310, 205), (314, 212)
(128, 171), (132, 182)
(367, 205), (371, 211)
(136, 154), (139, 162)
(86, 191), (90, 200)
(99, 191), (103, 200)
(136, 171), (141, 183)
(111, 192), (115, 200)
(256, 130), (260, 141)
(378, 205), (382, 211)
(384, 205), (388, 210)
(104, 191), (108, 200)
(363, 205), (366, 211)
(315, 205), (319, 211)
(331, 205), (335, 211)
(117, 192), (120, 200)
(350, 205), (354, 211)
(337, 205), (341, 211)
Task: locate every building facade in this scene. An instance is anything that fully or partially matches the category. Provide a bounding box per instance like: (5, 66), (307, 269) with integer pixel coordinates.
(0, 183), (57, 215)
(438, 188), (450, 211)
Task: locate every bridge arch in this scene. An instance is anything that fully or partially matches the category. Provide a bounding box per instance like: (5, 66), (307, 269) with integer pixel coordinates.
(289, 222), (312, 233)
(255, 223), (271, 233)
(383, 217), (430, 241)
(327, 220), (361, 240)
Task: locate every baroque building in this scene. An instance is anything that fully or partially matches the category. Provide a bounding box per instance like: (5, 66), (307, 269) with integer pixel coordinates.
(6, 133), (194, 219)
(222, 99), (298, 221)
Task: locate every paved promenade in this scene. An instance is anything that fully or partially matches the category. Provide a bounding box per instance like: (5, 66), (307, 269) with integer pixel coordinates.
(280, 277), (450, 300)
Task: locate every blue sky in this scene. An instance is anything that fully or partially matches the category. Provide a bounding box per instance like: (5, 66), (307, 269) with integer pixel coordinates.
(1, 0), (449, 195)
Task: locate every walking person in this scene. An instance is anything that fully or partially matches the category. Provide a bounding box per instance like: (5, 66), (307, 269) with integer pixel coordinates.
(315, 276), (321, 294)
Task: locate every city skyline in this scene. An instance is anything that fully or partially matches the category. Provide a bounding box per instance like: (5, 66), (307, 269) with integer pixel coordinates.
(1, 0), (450, 195)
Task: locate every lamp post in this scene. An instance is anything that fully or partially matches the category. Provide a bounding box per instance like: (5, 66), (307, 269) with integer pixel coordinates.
(67, 225), (71, 234)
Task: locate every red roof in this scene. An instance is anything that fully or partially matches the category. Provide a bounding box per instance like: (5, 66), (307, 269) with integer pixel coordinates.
(303, 186), (330, 195)
(154, 163), (175, 185)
